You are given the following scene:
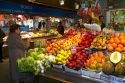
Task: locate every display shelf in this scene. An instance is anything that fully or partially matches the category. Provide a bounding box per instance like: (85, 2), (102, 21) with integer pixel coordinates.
(100, 72), (125, 83)
(52, 64), (63, 69)
(81, 69), (100, 79)
(64, 66), (82, 75)
(110, 76), (125, 83)
(41, 67), (107, 83)
(100, 72), (111, 82)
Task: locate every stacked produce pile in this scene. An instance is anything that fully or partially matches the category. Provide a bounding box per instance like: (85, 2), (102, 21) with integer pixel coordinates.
(66, 46), (89, 70)
(18, 27), (125, 79)
(102, 52), (125, 77)
(90, 34), (107, 50)
(85, 52), (109, 72)
(45, 31), (81, 65)
(107, 33), (125, 52)
(17, 48), (51, 75)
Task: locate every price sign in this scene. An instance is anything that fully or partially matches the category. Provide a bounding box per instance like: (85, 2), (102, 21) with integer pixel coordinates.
(71, 45), (76, 51)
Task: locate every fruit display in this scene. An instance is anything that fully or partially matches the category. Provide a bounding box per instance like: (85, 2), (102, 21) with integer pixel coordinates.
(102, 52), (125, 77)
(17, 27), (125, 80)
(78, 31), (95, 48)
(66, 46), (89, 70)
(107, 33), (125, 52)
(90, 34), (107, 50)
(45, 33), (81, 56)
(17, 48), (51, 75)
(52, 49), (71, 65)
(85, 52), (109, 72)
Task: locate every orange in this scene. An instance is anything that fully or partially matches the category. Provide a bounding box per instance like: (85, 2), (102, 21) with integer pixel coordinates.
(123, 47), (125, 52)
(121, 39), (125, 45)
(98, 52), (104, 57)
(119, 35), (125, 40)
(97, 58), (102, 62)
(109, 39), (114, 43)
(118, 44), (124, 49)
(114, 38), (120, 44)
(108, 46), (114, 51)
(112, 43), (117, 48)
(115, 47), (122, 52)
(119, 33), (125, 37)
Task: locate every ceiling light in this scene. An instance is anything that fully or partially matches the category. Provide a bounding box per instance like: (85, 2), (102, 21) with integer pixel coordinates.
(75, 3), (79, 9)
(28, 0), (36, 2)
(59, 0), (65, 5)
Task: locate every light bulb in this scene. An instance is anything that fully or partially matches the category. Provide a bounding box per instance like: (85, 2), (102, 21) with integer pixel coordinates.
(59, 0), (64, 5)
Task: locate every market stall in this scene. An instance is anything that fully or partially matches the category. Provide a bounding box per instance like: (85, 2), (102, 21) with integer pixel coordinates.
(16, 26), (125, 83)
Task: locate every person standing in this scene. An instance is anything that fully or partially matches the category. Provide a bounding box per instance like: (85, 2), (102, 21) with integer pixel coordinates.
(99, 15), (106, 30)
(0, 28), (5, 62)
(7, 24), (30, 83)
(57, 21), (64, 35)
(38, 21), (42, 29)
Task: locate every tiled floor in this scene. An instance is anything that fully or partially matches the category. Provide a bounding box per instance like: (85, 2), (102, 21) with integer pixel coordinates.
(0, 59), (13, 83)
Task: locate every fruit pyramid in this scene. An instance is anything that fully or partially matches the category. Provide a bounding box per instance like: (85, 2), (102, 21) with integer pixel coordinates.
(90, 33), (107, 50)
(107, 33), (125, 52)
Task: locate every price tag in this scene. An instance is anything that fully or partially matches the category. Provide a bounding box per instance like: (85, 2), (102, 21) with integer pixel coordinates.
(71, 45), (76, 51)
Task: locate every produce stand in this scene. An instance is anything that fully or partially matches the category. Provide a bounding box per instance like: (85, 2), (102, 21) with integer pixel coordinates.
(40, 67), (107, 83)
(17, 28), (125, 83)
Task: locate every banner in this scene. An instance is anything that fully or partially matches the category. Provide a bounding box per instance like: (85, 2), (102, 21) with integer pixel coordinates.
(0, 1), (76, 17)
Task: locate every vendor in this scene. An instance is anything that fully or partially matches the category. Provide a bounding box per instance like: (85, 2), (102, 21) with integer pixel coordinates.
(84, 17), (101, 32)
(99, 15), (106, 30)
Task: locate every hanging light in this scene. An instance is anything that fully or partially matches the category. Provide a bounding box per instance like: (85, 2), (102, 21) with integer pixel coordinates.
(75, 3), (79, 9)
(59, 0), (65, 5)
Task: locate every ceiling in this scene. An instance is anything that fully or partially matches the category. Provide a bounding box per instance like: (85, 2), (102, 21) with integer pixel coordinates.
(7, 0), (81, 11)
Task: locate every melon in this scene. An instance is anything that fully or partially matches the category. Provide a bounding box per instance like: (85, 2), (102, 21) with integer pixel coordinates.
(115, 62), (125, 77)
(110, 52), (121, 64)
(102, 61), (114, 75)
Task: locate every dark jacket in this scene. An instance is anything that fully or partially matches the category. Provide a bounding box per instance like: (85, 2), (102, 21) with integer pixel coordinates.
(0, 29), (5, 43)
(101, 22), (106, 30)
(57, 25), (64, 35)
